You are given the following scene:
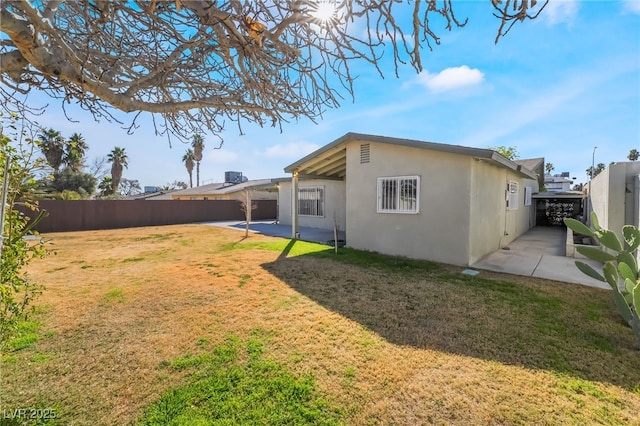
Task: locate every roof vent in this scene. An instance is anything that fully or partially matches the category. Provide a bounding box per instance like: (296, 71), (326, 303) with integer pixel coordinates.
(360, 143), (370, 164)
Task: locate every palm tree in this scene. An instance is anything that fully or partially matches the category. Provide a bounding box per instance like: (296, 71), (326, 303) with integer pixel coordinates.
(628, 149), (639, 162)
(65, 133), (89, 171)
(38, 128), (65, 171)
(182, 149), (195, 188)
(586, 162), (606, 179)
(191, 134), (204, 187)
(97, 176), (114, 197)
(544, 162), (554, 176)
(107, 147), (128, 194)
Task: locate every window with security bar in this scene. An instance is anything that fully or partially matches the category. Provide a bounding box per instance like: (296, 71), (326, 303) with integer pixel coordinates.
(377, 176), (420, 214)
(298, 186), (324, 217)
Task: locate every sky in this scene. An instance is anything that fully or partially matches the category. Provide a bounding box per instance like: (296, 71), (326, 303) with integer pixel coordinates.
(19, 0), (640, 189)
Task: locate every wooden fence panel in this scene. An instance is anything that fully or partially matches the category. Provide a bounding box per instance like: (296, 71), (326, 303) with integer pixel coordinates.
(17, 200), (277, 233)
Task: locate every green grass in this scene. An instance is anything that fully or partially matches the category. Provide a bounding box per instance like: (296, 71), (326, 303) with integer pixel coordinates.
(102, 288), (125, 304)
(135, 233), (179, 242)
(138, 335), (342, 425)
(238, 273), (252, 288)
(556, 375), (629, 425)
(6, 320), (42, 351)
(236, 238), (439, 272)
(310, 246), (439, 272)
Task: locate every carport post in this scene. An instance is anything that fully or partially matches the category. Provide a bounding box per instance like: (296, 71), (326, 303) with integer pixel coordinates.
(292, 171), (299, 239)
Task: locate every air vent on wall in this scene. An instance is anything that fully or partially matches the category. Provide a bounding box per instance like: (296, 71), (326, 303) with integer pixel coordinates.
(360, 143), (370, 164)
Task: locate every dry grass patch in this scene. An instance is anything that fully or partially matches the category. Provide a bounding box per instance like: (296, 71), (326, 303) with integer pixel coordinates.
(1, 224), (639, 425)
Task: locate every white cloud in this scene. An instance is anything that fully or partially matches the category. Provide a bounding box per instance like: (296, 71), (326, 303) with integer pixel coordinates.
(543, 0), (578, 25)
(623, 0), (640, 14)
(416, 65), (484, 93)
(263, 141), (321, 159)
(204, 148), (239, 163)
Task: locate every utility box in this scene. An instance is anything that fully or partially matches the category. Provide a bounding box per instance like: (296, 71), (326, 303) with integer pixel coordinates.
(225, 171), (244, 184)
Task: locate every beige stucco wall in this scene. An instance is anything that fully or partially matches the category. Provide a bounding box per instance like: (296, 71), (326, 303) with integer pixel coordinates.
(281, 138), (537, 266)
(278, 179), (346, 231)
(590, 167), (612, 230)
(468, 160), (537, 264)
(590, 162), (640, 240)
(344, 140), (472, 265)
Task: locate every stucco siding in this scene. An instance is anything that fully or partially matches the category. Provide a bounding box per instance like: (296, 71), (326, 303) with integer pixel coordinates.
(590, 167), (612, 230)
(591, 162), (640, 241)
(344, 140), (472, 265)
(468, 160), (537, 264)
(278, 179), (346, 231)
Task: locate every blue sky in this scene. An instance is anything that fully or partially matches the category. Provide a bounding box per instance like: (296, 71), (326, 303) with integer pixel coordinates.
(26, 0), (640, 188)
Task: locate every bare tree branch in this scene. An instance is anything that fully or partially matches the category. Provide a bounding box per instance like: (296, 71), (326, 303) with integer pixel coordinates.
(0, 1), (545, 142)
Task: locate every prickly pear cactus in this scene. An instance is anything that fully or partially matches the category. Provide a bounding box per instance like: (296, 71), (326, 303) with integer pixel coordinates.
(564, 212), (640, 348)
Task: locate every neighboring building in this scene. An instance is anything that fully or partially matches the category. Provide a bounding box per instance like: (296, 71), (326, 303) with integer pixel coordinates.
(515, 157), (545, 189)
(544, 172), (574, 192)
(280, 133), (540, 266)
(589, 161), (640, 241)
(528, 172), (584, 226)
(170, 178), (285, 201)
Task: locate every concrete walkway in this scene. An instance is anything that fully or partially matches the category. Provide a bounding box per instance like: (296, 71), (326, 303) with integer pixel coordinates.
(200, 220), (345, 246)
(472, 227), (609, 290)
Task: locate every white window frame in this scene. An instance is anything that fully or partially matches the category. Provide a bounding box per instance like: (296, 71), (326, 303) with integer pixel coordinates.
(377, 176), (420, 214)
(298, 186), (324, 217)
(524, 186), (532, 207)
(507, 181), (519, 210)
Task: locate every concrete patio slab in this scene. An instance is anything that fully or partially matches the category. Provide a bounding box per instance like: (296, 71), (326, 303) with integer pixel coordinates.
(200, 220), (345, 246)
(470, 249), (541, 277)
(533, 255), (607, 288)
(472, 227), (609, 290)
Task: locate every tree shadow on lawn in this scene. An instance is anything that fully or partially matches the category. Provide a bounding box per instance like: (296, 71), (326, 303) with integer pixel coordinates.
(262, 247), (640, 391)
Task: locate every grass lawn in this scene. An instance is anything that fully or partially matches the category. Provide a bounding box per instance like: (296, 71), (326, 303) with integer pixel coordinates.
(1, 224), (639, 425)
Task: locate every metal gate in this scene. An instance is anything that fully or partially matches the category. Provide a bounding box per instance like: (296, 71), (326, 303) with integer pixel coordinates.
(535, 197), (584, 226)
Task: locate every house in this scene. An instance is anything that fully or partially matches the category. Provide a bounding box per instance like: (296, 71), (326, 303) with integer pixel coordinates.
(127, 190), (176, 200)
(515, 157), (545, 189)
(589, 161), (640, 241)
(544, 173), (574, 192)
(279, 133), (540, 266)
(169, 178), (285, 201)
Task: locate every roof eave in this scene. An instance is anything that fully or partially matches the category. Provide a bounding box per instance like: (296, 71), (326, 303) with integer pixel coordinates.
(284, 132), (538, 180)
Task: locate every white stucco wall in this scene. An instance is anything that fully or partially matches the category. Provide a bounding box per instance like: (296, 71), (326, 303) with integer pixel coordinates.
(344, 140), (472, 265)
(281, 138), (537, 266)
(590, 162), (640, 240)
(468, 160), (537, 264)
(278, 179), (346, 231)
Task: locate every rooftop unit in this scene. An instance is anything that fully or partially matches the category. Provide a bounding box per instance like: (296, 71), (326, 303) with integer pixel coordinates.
(224, 171), (248, 184)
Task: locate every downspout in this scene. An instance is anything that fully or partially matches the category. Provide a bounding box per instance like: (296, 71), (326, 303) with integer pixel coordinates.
(291, 171), (299, 239)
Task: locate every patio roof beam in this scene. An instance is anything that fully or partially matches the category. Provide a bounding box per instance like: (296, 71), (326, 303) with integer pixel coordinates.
(302, 149), (346, 174)
(315, 162), (346, 178)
